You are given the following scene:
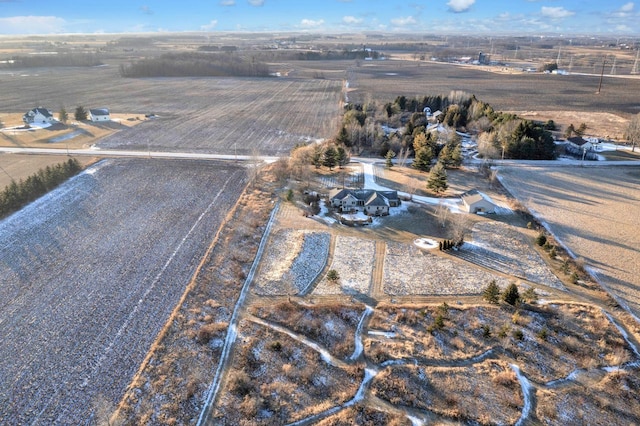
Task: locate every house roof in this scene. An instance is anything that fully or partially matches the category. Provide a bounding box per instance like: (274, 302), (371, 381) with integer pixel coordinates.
(567, 136), (588, 146)
(89, 108), (110, 116)
(330, 188), (398, 208)
(25, 107), (53, 118)
(460, 189), (495, 206)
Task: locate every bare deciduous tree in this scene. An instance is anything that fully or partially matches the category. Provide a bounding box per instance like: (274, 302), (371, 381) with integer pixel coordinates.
(625, 113), (640, 152)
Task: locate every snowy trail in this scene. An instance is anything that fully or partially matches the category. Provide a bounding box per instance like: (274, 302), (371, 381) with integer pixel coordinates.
(349, 306), (374, 361)
(511, 364), (534, 426)
(197, 203), (280, 426)
(246, 315), (349, 369)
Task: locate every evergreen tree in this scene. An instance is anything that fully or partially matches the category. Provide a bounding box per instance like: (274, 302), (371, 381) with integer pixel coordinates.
(413, 146), (433, 172)
(385, 150), (395, 169)
(58, 107), (68, 124)
(336, 146), (349, 168)
(503, 283), (520, 306)
(336, 126), (350, 146)
(74, 106), (88, 121)
(427, 161), (448, 193)
(483, 280), (501, 304)
(323, 145), (338, 170)
(311, 145), (323, 169)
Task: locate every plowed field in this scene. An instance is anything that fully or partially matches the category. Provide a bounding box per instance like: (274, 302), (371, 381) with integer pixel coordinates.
(0, 158), (246, 424)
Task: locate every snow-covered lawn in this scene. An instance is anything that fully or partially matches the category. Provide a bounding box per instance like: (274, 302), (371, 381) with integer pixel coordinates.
(384, 242), (512, 295)
(464, 222), (565, 290)
(254, 230), (330, 295)
(314, 236), (375, 295)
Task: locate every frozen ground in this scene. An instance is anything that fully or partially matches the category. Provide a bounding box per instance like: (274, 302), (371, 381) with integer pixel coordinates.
(0, 158), (246, 424)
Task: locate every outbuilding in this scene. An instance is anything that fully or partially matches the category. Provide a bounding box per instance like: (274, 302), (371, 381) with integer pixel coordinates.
(460, 189), (497, 214)
(89, 108), (111, 122)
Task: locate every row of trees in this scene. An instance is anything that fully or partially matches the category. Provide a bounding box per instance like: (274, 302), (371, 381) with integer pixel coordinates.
(0, 159), (83, 218)
(2, 53), (103, 68)
(119, 52), (270, 78)
(55, 106), (88, 123)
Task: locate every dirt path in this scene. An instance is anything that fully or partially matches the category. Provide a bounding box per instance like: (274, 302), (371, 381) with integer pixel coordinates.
(371, 240), (386, 298)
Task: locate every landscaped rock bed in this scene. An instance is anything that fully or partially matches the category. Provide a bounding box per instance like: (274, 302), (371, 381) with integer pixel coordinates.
(313, 236), (376, 295)
(254, 230), (330, 295)
(383, 242), (512, 296)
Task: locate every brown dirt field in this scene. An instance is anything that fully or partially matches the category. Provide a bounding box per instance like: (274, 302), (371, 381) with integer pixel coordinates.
(342, 60), (640, 117)
(0, 154), (97, 188)
(510, 110), (630, 140)
(497, 165), (640, 319)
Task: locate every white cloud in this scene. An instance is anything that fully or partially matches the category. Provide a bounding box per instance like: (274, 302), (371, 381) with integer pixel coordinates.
(220, 0), (235, 5)
(200, 20), (218, 31)
(0, 15), (66, 34)
(139, 5), (153, 15)
(391, 16), (417, 26)
(447, 0), (475, 13)
(300, 19), (324, 28)
(248, 0), (264, 5)
(620, 2), (634, 12)
(342, 15), (363, 24)
(541, 6), (575, 19)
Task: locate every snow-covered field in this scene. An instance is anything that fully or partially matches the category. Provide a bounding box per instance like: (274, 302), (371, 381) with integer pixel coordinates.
(254, 230), (330, 295)
(462, 221), (565, 290)
(383, 242), (512, 295)
(0, 158), (246, 424)
(314, 236), (376, 295)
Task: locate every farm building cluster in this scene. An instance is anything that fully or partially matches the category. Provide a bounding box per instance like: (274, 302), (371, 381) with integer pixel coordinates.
(22, 106), (111, 125)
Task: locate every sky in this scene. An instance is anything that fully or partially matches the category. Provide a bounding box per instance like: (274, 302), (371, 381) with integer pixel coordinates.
(0, 0), (638, 36)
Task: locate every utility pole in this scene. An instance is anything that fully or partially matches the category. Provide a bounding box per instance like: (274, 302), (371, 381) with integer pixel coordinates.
(596, 57), (606, 94)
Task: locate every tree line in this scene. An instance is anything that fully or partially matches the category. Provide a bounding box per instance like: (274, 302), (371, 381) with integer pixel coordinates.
(119, 52), (270, 78)
(2, 53), (103, 68)
(336, 91), (556, 161)
(0, 159), (83, 219)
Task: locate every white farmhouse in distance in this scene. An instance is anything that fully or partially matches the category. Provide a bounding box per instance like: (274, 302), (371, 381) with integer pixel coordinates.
(23, 107), (56, 125)
(89, 108), (110, 122)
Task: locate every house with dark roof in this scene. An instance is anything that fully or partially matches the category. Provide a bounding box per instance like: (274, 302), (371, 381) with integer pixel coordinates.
(329, 188), (400, 216)
(460, 189), (497, 214)
(89, 108), (111, 122)
(23, 107), (56, 125)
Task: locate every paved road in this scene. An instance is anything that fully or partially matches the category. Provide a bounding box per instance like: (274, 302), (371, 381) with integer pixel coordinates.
(0, 146), (281, 163)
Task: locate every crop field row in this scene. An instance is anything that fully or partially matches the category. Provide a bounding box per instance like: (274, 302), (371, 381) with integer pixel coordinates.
(0, 66), (342, 156)
(497, 165), (640, 319)
(0, 158), (246, 424)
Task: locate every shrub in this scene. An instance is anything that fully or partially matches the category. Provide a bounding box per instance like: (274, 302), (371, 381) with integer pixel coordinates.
(503, 283), (520, 306)
(522, 287), (538, 304)
(482, 324), (492, 338)
(270, 341), (282, 352)
(535, 233), (547, 246)
(537, 327), (548, 341)
(570, 272), (580, 284)
(327, 269), (340, 282)
(285, 189), (294, 202)
(549, 246), (557, 258)
(512, 329), (524, 340)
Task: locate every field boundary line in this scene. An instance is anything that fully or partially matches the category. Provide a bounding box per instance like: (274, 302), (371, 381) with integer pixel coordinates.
(112, 168), (248, 422)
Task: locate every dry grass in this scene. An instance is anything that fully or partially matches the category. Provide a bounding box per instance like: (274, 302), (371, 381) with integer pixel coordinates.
(498, 166), (640, 318)
(0, 153), (97, 188)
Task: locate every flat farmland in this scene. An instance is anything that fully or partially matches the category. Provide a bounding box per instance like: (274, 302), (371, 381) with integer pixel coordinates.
(343, 60), (640, 116)
(0, 66), (342, 156)
(497, 165), (640, 318)
(0, 158), (246, 424)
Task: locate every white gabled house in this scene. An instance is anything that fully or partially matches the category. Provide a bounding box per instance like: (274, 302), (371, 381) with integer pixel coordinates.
(23, 107), (56, 125)
(329, 188), (400, 216)
(89, 108), (111, 122)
